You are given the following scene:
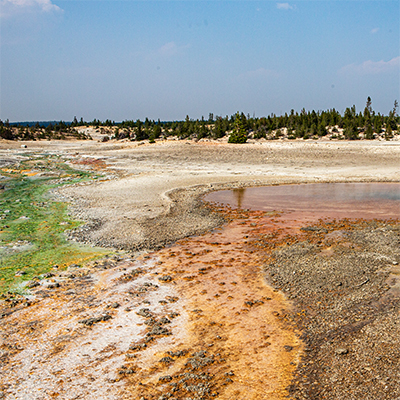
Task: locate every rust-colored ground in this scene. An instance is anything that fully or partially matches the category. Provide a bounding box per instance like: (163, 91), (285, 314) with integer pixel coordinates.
(126, 208), (303, 400)
(1, 182), (399, 399)
(1, 207), (303, 400)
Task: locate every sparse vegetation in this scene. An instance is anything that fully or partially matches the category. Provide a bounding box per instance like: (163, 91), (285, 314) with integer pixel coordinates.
(0, 119), (91, 141)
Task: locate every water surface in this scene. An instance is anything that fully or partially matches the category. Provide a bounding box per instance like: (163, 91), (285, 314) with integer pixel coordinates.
(206, 183), (400, 221)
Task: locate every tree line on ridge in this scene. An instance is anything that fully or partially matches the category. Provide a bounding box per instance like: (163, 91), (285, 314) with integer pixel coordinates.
(1, 98), (398, 143)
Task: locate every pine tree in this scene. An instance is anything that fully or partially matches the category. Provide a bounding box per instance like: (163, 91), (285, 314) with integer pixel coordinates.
(317, 121), (327, 136)
(365, 123), (373, 140)
(385, 123), (393, 140)
(392, 100), (398, 117)
(213, 117), (225, 139)
(228, 112), (247, 143)
(366, 96), (372, 114)
(153, 124), (162, 139)
(135, 119), (144, 141)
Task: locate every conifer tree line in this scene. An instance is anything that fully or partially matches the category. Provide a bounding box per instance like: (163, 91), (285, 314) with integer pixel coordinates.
(0, 119), (89, 141)
(1, 98), (398, 142)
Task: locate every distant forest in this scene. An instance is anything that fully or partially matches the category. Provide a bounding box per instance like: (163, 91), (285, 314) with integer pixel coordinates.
(1, 98), (399, 143)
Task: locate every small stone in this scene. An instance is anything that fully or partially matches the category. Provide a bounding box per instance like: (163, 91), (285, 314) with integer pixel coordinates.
(136, 308), (152, 318)
(129, 343), (147, 351)
(167, 296), (179, 303)
(158, 275), (173, 282)
(159, 317), (171, 325)
(335, 348), (348, 355)
(284, 345), (293, 352)
(149, 325), (171, 336)
(159, 356), (174, 364)
(15, 270), (26, 276)
(26, 281), (40, 289)
(118, 367), (135, 375)
(125, 368), (135, 374)
(79, 313), (112, 326)
(159, 375), (172, 382)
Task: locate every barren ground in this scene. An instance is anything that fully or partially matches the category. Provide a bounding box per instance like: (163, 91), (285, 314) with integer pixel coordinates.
(0, 139), (399, 400)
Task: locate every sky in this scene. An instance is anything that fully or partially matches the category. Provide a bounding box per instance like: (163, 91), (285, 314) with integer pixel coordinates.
(1, 0), (399, 122)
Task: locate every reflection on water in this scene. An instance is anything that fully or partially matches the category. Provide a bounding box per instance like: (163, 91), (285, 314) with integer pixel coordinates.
(207, 183), (400, 220)
(233, 188), (245, 208)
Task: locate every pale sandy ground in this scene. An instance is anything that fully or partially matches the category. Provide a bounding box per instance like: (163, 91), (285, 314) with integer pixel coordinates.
(2, 140), (399, 246)
(0, 139), (399, 400)
(1, 141), (394, 249)
(2, 139), (400, 249)
(57, 139), (400, 250)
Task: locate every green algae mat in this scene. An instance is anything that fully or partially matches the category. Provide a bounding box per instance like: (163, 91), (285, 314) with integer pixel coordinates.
(0, 153), (109, 293)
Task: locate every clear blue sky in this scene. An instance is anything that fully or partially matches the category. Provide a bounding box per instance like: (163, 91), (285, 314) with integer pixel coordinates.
(1, 0), (399, 122)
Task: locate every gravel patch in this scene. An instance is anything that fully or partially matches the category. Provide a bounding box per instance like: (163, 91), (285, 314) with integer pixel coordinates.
(263, 221), (400, 399)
